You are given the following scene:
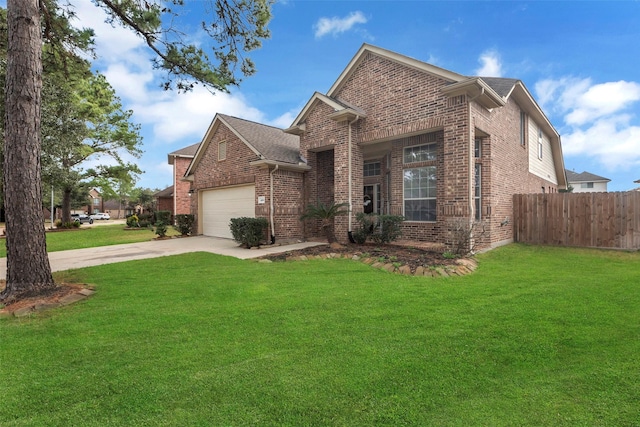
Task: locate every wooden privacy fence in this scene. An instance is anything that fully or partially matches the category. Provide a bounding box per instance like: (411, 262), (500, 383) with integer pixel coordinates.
(513, 192), (640, 250)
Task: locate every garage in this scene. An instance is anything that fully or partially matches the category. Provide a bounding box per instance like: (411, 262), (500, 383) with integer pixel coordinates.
(201, 185), (255, 238)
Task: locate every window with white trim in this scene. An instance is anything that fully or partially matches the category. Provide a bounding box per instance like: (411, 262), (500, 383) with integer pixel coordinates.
(218, 141), (227, 161)
(537, 128), (543, 159)
(403, 142), (437, 222)
(581, 182), (594, 189)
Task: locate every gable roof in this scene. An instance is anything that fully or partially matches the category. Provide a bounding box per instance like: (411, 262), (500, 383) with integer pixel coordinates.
(154, 185), (174, 198)
(286, 44), (514, 132)
(285, 92), (367, 134)
(168, 142), (199, 165)
(565, 169), (611, 183)
(185, 113), (308, 178)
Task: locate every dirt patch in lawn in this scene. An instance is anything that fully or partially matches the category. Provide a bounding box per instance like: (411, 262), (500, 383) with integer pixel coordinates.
(0, 281), (94, 318)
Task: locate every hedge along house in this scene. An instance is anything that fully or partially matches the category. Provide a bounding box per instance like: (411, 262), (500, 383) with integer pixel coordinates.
(283, 44), (566, 250)
(184, 44), (567, 250)
(183, 113), (309, 241)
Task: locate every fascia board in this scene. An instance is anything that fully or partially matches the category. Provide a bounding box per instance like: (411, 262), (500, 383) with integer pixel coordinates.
(287, 92), (347, 129)
(183, 115), (221, 178)
(441, 78), (506, 109)
(249, 159), (312, 171)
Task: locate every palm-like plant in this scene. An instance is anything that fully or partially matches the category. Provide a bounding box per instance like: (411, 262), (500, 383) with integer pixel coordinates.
(300, 202), (349, 243)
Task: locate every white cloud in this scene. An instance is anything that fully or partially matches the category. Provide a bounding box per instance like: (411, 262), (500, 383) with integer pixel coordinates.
(536, 77), (640, 171)
(66, 0), (289, 188)
(475, 50), (502, 77)
(562, 115), (640, 170)
(129, 87), (266, 145)
(269, 110), (297, 129)
(314, 11), (367, 39)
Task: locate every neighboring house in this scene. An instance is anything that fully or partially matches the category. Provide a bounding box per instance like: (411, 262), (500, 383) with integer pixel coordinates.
(565, 169), (610, 192)
(154, 186), (174, 214)
(183, 44), (566, 250)
(168, 143), (199, 217)
(101, 198), (132, 219)
(88, 188), (102, 214)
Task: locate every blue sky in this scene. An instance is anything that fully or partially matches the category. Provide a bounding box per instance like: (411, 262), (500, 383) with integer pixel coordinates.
(65, 1), (640, 191)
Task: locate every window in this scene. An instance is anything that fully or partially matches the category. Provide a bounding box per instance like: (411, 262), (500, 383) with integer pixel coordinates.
(520, 111), (527, 146)
(474, 138), (482, 158)
(404, 143), (436, 163)
(474, 164), (481, 220)
(581, 182), (594, 189)
(403, 143), (437, 221)
(93, 198), (99, 206)
(403, 167), (436, 221)
(537, 128), (543, 159)
(363, 161), (381, 177)
(218, 141), (227, 161)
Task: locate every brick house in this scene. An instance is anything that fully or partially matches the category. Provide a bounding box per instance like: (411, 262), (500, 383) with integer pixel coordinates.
(154, 186), (174, 213)
(184, 44), (567, 250)
(168, 143), (199, 217)
(184, 114), (309, 241)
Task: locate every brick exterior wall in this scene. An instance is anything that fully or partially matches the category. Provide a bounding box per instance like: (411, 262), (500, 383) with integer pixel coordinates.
(190, 120), (305, 241)
(173, 157), (192, 216)
(157, 197), (172, 214)
(297, 50), (559, 249)
(187, 49), (561, 249)
(191, 122), (259, 234)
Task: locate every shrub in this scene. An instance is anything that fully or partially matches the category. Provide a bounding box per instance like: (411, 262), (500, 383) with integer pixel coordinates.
(300, 202), (349, 243)
(155, 222), (168, 238)
(353, 213), (377, 244)
(126, 214), (140, 228)
(138, 213), (154, 225)
(230, 217), (268, 248)
(174, 214), (195, 236)
(445, 218), (487, 256)
(354, 213), (404, 244)
(155, 210), (171, 226)
(370, 214), (404, 244)
(54, 219), (62, 227)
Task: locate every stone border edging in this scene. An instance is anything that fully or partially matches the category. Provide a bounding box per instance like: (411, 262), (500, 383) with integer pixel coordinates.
(0, 287), (95, 318)
(259, 253), (478, 277)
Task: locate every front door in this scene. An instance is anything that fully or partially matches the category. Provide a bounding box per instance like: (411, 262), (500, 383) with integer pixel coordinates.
(363, 184), (380, 214)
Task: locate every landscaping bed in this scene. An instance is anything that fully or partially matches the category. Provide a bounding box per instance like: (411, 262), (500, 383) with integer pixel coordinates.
(260, 242), (473, 276)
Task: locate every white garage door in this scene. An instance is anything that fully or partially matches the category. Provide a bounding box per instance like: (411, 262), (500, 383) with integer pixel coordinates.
(201, 185), (255, 238)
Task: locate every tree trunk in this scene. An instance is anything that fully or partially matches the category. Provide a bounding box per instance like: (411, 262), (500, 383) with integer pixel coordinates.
(1, 0), (55, 302)
(61, 187), (72, 224)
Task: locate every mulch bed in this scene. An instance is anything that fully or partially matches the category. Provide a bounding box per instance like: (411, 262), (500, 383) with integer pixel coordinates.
(261, 242), (460, 272)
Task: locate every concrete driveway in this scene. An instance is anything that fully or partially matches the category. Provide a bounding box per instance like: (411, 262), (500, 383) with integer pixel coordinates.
(0, 236), (325, 279)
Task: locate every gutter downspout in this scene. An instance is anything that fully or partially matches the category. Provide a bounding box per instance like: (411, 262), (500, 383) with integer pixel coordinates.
(468, 98), (476, 251)
(347, 115), (360, 243)
(269, 165), (279, 244)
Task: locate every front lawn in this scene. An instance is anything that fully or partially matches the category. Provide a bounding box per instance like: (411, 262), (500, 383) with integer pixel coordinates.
(1, 244), (639, 426)
(0, 224), (177, 258)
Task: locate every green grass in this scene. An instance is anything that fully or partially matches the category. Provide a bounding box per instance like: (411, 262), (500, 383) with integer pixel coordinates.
(1, 244), (639, 426)
(0, 224), (178, 258)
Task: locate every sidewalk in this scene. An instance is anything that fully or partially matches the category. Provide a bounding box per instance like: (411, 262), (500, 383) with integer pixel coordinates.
(0, 236), (326, 279)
